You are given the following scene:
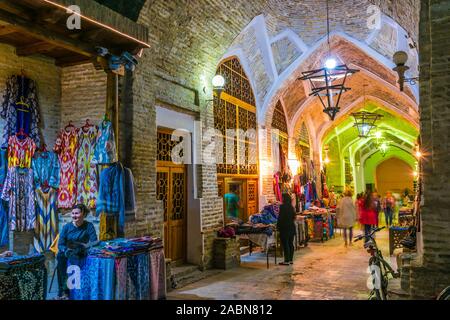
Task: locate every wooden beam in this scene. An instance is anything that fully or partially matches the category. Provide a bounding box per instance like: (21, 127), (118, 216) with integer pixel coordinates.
(16, 41), (55, 56)
(0, 0), (34, 20)
(35, 7), (67, 24)
(106, 72), (120, 159)
(0, 8), (96, 57)
(0, 25), (15, 36)
(55, 55), (91, 67)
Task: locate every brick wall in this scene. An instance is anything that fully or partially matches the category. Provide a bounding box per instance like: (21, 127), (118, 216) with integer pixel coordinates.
(60, 63), (107, 127)
(0, 44), (61, 147)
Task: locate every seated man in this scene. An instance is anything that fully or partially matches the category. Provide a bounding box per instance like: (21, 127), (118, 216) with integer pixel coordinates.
(56, 204), (97, 299)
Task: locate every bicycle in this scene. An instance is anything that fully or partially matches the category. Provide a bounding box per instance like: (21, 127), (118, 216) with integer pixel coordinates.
(354, 226), (400, 300)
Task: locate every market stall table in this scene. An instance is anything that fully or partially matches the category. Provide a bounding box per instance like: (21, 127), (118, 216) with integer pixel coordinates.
(236, 225), (277, 269)
(0, 253), (47, 300)
(68, 237), (166, 300)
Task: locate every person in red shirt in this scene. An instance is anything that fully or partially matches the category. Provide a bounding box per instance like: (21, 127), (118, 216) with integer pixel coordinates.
(358, 190), (378, 242)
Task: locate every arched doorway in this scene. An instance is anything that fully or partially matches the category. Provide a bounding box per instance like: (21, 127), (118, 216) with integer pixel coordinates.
(214, 57), (259, 222)
(376, 157), (414, 197)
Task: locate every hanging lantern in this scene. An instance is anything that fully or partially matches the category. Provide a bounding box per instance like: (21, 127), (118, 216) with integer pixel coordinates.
(351, 111), (383, 138)
(379, 142), (389, 157)
(299, 65), (359, 120)
(298, 0), (358, 121)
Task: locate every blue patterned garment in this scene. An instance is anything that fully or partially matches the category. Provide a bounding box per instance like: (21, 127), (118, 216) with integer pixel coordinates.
(31, 151), (60, 188)
(96, 162), (125, 235)
(69, 257), (115, 300)
(93, 120), (117, 165)
(126, 253), (150, 300)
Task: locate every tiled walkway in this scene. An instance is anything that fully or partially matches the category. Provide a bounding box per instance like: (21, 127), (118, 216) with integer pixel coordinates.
(168, 228), (398, 300)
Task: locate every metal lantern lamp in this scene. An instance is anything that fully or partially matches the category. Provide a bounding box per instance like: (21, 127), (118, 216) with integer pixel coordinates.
(351, 111), (383, 138)
(298, 0), (358, 120)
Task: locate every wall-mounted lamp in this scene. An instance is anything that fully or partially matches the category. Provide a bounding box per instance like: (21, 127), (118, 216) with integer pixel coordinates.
(204, 74), (225, 107)
(212, 74), (225, 99)
(323, 145), (331, 165)
(393, 51), (419, 91)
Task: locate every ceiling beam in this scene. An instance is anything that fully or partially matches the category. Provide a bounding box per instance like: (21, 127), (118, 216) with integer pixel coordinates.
(55, 55), (92, 67)
(0, 0), (34, 20)
(0, 8), (96, 58)
(16, 41), (55, 56)
(0, 25), (16, 36)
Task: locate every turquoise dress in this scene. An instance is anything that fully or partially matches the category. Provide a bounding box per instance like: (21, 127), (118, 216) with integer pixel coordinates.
(93, 120), (117, 164)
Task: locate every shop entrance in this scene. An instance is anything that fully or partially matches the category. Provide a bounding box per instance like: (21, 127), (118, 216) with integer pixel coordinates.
(156, 129), (187, 263)
(220, 178), (258, 222)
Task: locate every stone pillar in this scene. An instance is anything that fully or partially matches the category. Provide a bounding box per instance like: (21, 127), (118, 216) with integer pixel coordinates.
(409, 0), (450, 298)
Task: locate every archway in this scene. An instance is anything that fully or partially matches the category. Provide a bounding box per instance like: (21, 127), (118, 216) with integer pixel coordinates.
(375, 157), (415, 197)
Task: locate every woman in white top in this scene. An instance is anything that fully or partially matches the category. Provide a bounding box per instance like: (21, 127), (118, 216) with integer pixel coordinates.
(336, 189), (357, 247)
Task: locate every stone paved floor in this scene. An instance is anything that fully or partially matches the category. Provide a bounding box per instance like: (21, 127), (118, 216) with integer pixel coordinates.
(168, 228), (399, 300)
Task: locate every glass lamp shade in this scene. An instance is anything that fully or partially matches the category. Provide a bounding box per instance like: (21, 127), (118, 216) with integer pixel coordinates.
(212, 75), (225, 88)
(393, 51), (408, 66)
(351, 111), (383, 138)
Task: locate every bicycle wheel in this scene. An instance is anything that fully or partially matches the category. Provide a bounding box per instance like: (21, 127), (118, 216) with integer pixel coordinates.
(369, 260), (387, 300)
(437, 286), (450, 300)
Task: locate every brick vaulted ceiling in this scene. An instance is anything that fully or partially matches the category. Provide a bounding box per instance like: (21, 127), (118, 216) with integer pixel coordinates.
(121, 0), (420, 132)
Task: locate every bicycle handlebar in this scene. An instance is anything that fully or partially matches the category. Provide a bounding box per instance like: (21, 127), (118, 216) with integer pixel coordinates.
(353, 226), (386, 242)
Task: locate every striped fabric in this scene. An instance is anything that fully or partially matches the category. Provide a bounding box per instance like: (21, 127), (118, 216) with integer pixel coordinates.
(33, 187), (58, 253)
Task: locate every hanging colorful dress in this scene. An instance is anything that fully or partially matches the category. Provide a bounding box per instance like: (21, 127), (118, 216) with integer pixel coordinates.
(54, 127), (79, 209)
(1, 167), (35, 232)
(31, 150), (60, 189)
(0, 149), (8, 247)
(33, 186), (58, 253)
(93, 120), (117, 165)
(1, 75), (41, 149)
(7, 135), (36, 168)
(76, 126), (98, 209)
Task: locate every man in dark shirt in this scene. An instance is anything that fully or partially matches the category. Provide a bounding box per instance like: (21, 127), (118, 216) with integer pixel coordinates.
(56, 204), (97, 299)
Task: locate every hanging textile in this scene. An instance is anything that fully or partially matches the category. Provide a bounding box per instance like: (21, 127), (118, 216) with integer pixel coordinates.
(149, 249), (166, 300)
(124, 167), (136, 217)
(33, 187), (58, 253)
(54, 127), (79, 209)
(31, 150), (60, 189)
(93, 120), (117, 165)
(77, 125), (98, 209)
(0, 149), (8, 247)
(273, 172), (282, 202)
(1, 75), (41, 149)
(1, 167), (35, 232)
(96, 162), (125, 238)
(7, 135), (36, 168)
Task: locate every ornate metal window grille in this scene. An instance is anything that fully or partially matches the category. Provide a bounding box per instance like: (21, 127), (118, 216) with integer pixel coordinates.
(157, 131), (184, 162)
(214, 57), (258, 176)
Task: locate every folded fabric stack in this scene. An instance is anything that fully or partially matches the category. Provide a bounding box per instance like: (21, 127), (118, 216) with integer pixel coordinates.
(235, 224), (273, 236)
(0, 253), (45, 271)
(88, 237), (163, 258)
(249, 203), (279, 225)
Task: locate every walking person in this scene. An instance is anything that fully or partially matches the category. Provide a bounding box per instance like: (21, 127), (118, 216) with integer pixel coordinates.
(277, 193), (296, 265)
(336, 189), (357, 247)
(383, 192), (396, 227)
(358, 190), (378, 243)
(224, 185), (242, 221)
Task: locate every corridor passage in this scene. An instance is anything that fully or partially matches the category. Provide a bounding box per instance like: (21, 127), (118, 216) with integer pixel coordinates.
(168, 230), (396, 300)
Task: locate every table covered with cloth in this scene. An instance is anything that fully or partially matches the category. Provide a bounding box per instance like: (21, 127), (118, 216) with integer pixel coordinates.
(0, 253), (47, 300)
(69, 237), (166, 300)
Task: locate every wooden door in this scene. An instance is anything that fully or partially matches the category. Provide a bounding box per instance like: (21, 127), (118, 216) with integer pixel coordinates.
(157, 166), (186, 263)
(246, 180), (258, 217)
